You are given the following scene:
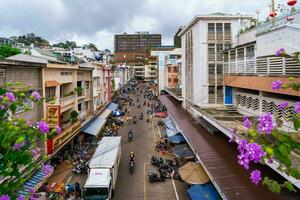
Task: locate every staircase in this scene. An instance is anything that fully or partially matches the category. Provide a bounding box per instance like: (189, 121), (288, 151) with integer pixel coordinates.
(225, 105), (238, 113)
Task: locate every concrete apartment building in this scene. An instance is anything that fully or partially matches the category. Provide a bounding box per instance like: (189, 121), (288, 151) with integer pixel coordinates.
(0, 54), (45, 122)
(180, 11), (300, 190)
(179, 13), (253, 111)
(165, 48), (182, 89)
(114, 32), (161, 81)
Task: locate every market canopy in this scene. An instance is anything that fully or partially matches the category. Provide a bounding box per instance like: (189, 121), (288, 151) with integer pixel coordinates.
(18, 167), (53, 198)
(107, 102), (119, 112)
(173, 145), (195, 159)
(82, 116), (107, 136)
(179, 162), (209, 185)
(165, 128), (179, 137)
(187, 183), (221, 200)
(168, 133), (186, 144)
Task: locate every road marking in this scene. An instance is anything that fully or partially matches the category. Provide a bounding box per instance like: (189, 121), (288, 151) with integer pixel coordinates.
(151, 121), (156, 142)
(171, 178), (180, 200)
(144, 162), (147, 200)
(156, 121), (162, 137)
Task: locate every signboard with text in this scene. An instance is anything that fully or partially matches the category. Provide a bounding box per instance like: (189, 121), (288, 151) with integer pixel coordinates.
(46, 105), (61, 128)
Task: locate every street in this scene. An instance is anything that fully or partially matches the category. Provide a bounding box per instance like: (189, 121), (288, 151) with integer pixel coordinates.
(51, 87), (189, 200)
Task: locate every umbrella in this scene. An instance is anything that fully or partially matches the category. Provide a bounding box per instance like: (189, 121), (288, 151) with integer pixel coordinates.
(155, 112), (168, 118)
(173, 146), (195, 159)
(169, 134), (186, 144)
(187, 183), (221, 200)
(179, 162), (209, 185)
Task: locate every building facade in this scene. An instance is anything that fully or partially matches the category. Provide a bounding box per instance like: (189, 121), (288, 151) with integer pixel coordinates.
(179, 14), (253, 111)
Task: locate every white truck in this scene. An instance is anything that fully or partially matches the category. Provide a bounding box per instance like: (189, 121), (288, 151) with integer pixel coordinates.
(83, 136), (121, 200)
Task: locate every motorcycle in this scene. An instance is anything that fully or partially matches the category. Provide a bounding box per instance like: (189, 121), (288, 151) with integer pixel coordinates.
(139, 114), (143, 120)
(148, 172), (165, 182)
(133, 116), (137, 124)
(72, 160), (89, 174)
(128, 131), (133, 142)
(129, 160), (134, 174)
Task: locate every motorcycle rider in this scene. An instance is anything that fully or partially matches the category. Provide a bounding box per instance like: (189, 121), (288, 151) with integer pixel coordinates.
(129, 152), (135, 162)
(128, 129), (133, 139)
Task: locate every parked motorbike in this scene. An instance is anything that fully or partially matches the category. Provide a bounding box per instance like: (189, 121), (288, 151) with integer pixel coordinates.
(133, 116), (137, 124)
(129, 160), (134, 174)
(72, 160), (89, 174)
(148, 172), (165, 182)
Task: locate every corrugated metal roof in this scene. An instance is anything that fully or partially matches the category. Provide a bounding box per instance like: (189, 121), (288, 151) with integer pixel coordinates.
(160, 95), (299, 200)
(6, 54), (47, 64)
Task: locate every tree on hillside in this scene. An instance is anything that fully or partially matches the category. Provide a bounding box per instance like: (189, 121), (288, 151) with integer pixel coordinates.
(87, 43), (98, 51)
(0, 45), (21, 60)
(52, 40), (77, 50)
(11, 33), (50, 48)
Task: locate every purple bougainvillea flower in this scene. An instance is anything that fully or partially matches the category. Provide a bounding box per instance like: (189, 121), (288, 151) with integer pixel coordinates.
(0, 95), (3, 101)
(250, 169), (262, 185)
(42, 164), (53, 176)
(243, 116), (251, 129)
(55, 126), (62, 134)
(31, 91), (41, 101)
(26, 121), (33, 127)
(272, 80), (282, 90)
(13, 142), (25, 151)
(229, 128), (237, 143)
(31, 148), (41, 160)
(37, 121), (49, 134)
(5, 92), (15, 102)
(258, 113), (274, 134)
(0, 194), (10, 200)
(0, 105), (4, 110)
(279, 101), (289, 110)
(16, 197), (25, 200)
(295, 102), (300, 114)
(275, 48), (285, 57)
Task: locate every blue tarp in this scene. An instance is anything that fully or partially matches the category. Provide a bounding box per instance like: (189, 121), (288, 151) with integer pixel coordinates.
(107, 102), (119, 111)
(19, 169), (47, 197)
(82, 116), (107, 136)
(168, 134), (186, 144)
(162, 117), (178, 131)
(173, 144), (195, 159)
(165, 128), (178, 137)
(187, 183), (221, 200)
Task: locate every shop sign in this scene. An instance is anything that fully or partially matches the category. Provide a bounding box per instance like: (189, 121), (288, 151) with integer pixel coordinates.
(46, 105), (61, 128)
(52, 121), (81, 152)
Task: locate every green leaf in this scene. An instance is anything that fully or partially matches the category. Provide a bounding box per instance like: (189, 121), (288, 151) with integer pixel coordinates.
(293, 118), (300, 131)
(16, 136), (25, 143)
(288, 77), (295, 82)
(263, 177), (281, 193)
(290, 168), (300, 179)
(10, 103), (17, 112)
(284, 181), (296, 192)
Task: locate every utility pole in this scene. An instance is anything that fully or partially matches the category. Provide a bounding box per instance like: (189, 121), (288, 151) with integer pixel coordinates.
(271, 0), (276, 27)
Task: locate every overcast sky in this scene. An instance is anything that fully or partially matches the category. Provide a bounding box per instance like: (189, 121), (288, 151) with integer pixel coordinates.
(0, 0), (290, 51)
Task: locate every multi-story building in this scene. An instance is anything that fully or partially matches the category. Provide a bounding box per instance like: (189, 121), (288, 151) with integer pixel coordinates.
(151, 46), (176, 92)
(0, 37), (18, 47)
(133, 63), (145, 80)
(1, 54), (45, 122)
(144, 59), (157, 82)
(77, 63), (94, 121)
(189, 11), (300, 190)
(178, 13), (253, 111)
(165, 48), (182, 89)
(114, 32), (161, 63)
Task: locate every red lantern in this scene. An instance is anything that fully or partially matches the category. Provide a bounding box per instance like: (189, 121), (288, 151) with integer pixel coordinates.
(269, 11), (277, 17)
(287, 0), (297, 6)
(287, 16), (295, 21)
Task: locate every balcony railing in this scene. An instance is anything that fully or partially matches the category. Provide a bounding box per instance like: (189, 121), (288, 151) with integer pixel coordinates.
(60, 94), (76, 107)
(224, 57), (300, 76)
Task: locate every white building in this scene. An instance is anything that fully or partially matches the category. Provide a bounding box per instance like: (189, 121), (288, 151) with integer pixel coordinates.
(178, 13), (253, 111)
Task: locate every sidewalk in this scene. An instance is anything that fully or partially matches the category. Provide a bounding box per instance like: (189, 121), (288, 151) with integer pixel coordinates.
(160, 95), (299, 200)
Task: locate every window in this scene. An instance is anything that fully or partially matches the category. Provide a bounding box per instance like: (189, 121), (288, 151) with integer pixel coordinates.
(168, 66), (172, 73)
(78, 103), (82, 112)
(46, 87), (56, 102)
(224, 23), (231, 32)
(209, 86), (215, 94)
(85, 81), (90, 89)
(209, 64), (215, 75)
(173, 66), (178, 73)
(168, 78), (172, 82)
(208, 23), (215, 32)
(224, 43), (231, 50)
(216, 44), (223, 53)
(85, 102), (89, 110)
(173, 78), (178, 83)
(0, 69), (5, 77)
(169, 55), (176, 59)
(208, 44), (215, 54)
(217, 65), (223, 74)
(246, 45), (255, 58)
(216, 23), (223, 32)
(60, 71), (72, 76)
